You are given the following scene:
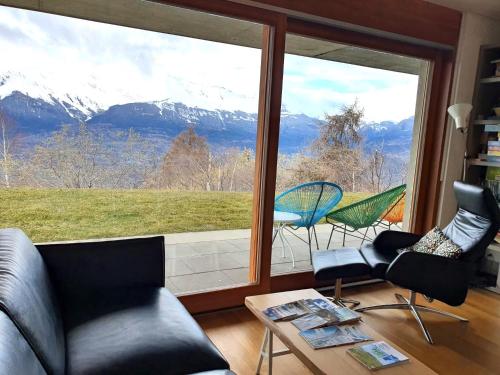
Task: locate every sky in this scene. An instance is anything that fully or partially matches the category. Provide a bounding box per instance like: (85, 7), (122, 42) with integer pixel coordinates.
(0, 5), (419, 122)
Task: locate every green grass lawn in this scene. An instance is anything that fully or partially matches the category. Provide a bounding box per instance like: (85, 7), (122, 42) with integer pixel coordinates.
(0, 188), (369, 242)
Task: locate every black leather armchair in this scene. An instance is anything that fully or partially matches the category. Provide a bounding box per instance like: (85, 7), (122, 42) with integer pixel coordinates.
(357, 181), (500, 344)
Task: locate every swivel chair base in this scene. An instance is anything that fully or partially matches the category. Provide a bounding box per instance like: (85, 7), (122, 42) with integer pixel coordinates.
(355, 291), (468, 344)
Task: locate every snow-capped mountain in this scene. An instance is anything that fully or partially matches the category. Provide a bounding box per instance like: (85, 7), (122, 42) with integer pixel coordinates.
(0, 71), (105, 119)
(0, 70), (413, 156)
(0, 69), (259, 118)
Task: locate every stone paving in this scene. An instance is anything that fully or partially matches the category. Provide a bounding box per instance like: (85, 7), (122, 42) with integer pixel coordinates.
(164, 223), (397, 294)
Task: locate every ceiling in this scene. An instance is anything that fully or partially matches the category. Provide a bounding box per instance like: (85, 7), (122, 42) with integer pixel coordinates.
(426, 0), (500, 20)
(0, 0), (423, 75)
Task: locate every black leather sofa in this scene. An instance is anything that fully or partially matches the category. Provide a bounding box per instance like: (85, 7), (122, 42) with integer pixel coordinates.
(0, 228), (234, 375)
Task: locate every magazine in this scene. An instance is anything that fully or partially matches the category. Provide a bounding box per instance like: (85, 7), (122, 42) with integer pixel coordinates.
(299, 325), (371, 349)
(291, 306), (361, 331)
(262, 298), (333, 321)
(347, 341), (409, 370)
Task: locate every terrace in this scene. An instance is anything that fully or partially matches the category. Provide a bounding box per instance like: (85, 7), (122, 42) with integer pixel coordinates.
(163, 222), (397, 294)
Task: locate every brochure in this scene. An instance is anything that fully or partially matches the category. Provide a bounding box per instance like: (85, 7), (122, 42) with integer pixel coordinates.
(347, 341), (409, 370)
(299, 325), (371, 349)
(262, 298), (333, 321)
(291, 305), (361, 331)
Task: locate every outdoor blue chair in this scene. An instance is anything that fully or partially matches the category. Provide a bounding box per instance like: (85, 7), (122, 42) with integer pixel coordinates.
(274, 181), (343, 263)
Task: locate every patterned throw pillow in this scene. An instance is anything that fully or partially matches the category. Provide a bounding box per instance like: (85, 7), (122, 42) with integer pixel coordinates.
(434, 239), (462, 259)
(408, 227), (448, 254)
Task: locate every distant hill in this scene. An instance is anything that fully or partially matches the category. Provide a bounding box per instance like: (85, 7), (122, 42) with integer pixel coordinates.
(0, 75), (414, 157)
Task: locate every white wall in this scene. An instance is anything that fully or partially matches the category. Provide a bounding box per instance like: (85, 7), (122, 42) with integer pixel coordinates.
(437, 12), (500, 226)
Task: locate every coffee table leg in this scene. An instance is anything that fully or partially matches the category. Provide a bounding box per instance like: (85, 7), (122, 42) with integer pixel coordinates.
(268, 329), (273, 375)
(256, 328), (268, 374)
(256, 328), (274, 374)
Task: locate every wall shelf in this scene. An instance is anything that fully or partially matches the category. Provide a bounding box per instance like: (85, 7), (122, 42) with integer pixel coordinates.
(468, 158), (500, 167)
(473, 119), (500, 125)
(480, 76), (500, 83)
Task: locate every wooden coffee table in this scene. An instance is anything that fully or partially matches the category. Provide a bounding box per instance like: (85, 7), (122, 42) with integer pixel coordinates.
(245, 289), (437, 375)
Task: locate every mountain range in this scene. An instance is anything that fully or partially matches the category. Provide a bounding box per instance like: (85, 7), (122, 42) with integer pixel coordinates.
(0, 72), (414, 157)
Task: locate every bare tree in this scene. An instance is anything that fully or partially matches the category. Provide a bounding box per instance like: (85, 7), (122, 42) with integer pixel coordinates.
(22, 123), (153, 189)
(161, 127), (211, 190)
(294, 101), (365, 191)
(0, 111), (18, 188)
(365, 146), (393, 193)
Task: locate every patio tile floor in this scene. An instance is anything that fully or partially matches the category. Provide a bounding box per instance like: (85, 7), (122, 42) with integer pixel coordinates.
(165, 223), (399, 294)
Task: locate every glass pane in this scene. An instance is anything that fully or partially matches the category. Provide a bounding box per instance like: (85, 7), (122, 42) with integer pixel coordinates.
(272, 33), (428, 275)
(0, 3), (263, 294)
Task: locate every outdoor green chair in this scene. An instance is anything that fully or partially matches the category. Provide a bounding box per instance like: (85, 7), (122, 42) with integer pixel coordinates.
(325, 184), (406, 248)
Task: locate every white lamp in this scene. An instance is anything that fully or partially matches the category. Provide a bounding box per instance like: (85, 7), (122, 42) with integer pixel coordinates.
(447, 103), (473, 180)
(447, 103), (473, 133)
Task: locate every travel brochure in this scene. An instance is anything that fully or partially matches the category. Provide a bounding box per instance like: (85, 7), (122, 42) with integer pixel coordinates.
(263, 298), (410, 369)
(291, 305), (361, 331)
(262, 298), (332, 321)
(299, 325), (371, 349)
(347, 341), (409, 370)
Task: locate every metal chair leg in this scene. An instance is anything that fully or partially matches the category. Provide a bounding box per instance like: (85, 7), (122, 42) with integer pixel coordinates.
(357, 291), (468, 344)
(281, 224), (296, 268)
(272, 227), (279, 244)
(395, 293), (409, 304)
(326, 224), (335, 249)
(356, 303), (410, 312)
(360, 226), (370, 245)
(342, 224), (347, 247)
(307, 227), (312, 264)
(415, 306), (468, 322)
(312, 225), (319, 250)
(409, 304), (434, 344)
(277, 225), (286, 258)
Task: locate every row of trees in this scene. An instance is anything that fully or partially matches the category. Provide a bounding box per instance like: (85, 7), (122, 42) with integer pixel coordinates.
(0, 102), (407, 193)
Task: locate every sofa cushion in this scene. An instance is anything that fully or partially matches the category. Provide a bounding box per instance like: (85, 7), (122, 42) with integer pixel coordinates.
(64, 287), (229, 375)
(0, 311), (46, 375)
(0, 228), (65, 375)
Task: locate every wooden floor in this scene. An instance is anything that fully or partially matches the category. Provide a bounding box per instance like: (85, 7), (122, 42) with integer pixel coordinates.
(195, 283), (500, 375)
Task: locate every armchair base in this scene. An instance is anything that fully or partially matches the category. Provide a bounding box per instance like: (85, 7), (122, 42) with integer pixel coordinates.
(356, 291), (468, 344)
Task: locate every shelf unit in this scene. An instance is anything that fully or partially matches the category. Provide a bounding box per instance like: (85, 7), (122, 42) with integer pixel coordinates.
(466, 44), (500, 184)
(467, 44), (500, 295)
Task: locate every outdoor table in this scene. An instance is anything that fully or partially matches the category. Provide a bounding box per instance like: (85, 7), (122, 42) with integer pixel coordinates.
(273, 210), (301, 268)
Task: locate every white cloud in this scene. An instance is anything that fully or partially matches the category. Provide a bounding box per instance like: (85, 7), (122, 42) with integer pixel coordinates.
(282, 54), (420, 122)
(0, 5), (419, 122)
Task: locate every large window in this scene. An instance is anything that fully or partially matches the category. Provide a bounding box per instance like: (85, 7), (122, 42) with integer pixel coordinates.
(0, 3), (265, 295)
(0, 1), (454, 311)
(271, 33), (428, 275)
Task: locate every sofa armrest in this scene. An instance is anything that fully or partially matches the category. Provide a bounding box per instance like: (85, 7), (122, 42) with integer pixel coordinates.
(386, 251), (473, 306)
(372, 230), (422, 254)
(37, 236), (165, 297)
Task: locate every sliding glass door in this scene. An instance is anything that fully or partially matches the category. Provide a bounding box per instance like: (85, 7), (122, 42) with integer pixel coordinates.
(271, 33), (430, 276)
